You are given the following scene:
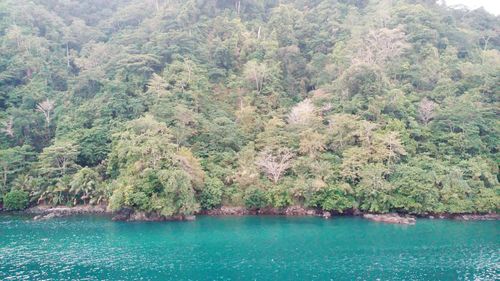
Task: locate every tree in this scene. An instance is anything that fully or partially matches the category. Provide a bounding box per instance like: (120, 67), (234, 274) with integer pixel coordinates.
(243, 60), (268, 93)
(0, 0), (498, 216)
(287, 99), (317, 127)
(146, 73), (169, 100)
(107, 115), (201, 217)
(307, 183), (354, 213)
(0, 146), (32, 191)
(356, 164), (394, 213)
(1, 117), (14, 137)
(3, 189), (29, 210)
(200, 177), (224, 209)
(38, 140), (79, 177)
(234, 143), (260, 188)
(391, 163), (439, 214)
(299, 131), (326, 157)
(244, 187), (268, 210)
(256, 148), (294, 184)
(327, 114), (361, 151)
(36, 99), (55, 130)
(69, 167), (104, 205)
(354, 27), (409, 67)
(378, 132), (406, 165)
(418, 97), (436, 125)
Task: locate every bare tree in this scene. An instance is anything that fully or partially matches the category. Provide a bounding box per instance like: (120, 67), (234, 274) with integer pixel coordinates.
(1, 117), (14, 137)
(355, 27), (409, 66)
(418, 97), (436, 125)
(256, 148), (294, 184)
(36, 99), (55, 127)
(243, 60), (268, 93)
(287, 99), (316, 126)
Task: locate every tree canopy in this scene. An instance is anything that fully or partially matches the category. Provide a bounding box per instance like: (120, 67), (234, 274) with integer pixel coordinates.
(0, 0), (498, 216)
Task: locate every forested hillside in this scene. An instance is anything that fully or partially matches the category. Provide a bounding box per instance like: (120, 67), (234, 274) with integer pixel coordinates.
(0, 0), (498, 216)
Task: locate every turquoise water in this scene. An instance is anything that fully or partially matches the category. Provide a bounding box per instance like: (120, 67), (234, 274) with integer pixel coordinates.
(0, 215), (498, 280)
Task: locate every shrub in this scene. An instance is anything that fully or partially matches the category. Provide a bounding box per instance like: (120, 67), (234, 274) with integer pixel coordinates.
(307, 184), (354, 213)
(200, 177), (224, 209)
(244, 188), (268, 209)
(268, 185), (293, 208)
(3, 190), (29, 211)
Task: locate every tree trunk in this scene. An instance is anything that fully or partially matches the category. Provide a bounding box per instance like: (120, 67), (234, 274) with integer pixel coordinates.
(66, 42), (70, 68)
(2, 166), (7, 189)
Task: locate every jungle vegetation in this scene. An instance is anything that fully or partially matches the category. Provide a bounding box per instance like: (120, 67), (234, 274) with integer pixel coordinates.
(0, 0), (498, 215)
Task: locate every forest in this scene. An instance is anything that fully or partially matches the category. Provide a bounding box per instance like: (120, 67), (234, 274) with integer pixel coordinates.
(0, 0), (498, 217)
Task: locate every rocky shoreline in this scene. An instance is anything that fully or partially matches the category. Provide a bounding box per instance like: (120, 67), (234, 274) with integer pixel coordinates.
(2, 205), (497, 224)
(26, 205), (108, 220)
(363, 213), (416, 225)
(199, 205), (319, 216)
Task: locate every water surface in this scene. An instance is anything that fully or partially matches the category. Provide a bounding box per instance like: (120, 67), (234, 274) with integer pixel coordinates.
(0, 215), (498, 280)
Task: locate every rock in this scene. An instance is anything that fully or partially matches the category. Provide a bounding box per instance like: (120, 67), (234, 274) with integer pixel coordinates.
(363, 213), (416, 225)
(127, 211), (165, 221)
(27, 205), (107, 216)
(306, 209), (317, 216)
(112, 208), (134, 221)
(284, 206), (317, 216)
(33, 214), (45, 220)
(322, 211), (331, 219)
(184, 215), (196, 221)
(201, 205), (319, 217)
(33, 212), (64, 221)
(128, 211), (148, 221)
(113, 209), (196, 221)
(352, 209), (363, 216)
(257, 207), (282, 215)
(202, 206), (250, 216)
(453, 213), (499, 221)
(30, 204), (108, 220)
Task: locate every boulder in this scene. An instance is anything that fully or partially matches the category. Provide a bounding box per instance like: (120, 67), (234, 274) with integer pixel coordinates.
(364, 213), (416, 225)
(322, 211), (331, 219)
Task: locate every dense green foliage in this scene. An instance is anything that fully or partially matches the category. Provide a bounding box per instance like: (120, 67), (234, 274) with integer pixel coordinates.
(3, 190), (29, 210)
(0, 0), (498, 216)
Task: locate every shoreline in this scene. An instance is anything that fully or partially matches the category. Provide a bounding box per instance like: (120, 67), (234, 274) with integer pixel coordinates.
(1, 205), (498, 224)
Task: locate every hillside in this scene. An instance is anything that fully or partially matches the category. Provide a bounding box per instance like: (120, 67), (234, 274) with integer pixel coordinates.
(0, 0), (498, 216)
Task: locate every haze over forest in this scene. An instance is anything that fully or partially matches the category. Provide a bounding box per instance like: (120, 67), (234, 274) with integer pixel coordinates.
(0, 0), (498, 217)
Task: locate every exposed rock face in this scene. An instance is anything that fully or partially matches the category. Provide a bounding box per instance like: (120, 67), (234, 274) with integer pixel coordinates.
(28, 205), (108, 220)
(322, 211), (331, 219)
(364, 213), (416, 225)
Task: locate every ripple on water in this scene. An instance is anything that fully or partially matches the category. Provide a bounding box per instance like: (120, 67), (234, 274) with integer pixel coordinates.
(0, 216), (498, 280)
